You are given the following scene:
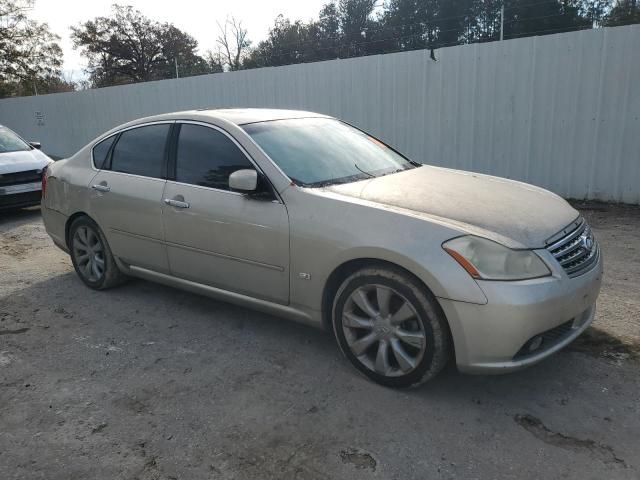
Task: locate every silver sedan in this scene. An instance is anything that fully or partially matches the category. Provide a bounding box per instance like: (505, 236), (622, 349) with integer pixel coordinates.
(41, 109), (602, 387)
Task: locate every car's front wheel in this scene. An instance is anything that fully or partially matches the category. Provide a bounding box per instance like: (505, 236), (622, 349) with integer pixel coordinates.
(332, 266), (451, 388)
(69, 216), (126, 290)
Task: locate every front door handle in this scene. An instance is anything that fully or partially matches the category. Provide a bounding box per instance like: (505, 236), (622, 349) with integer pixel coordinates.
(164, 198), (190, 209)
(91, 184), (110, 192)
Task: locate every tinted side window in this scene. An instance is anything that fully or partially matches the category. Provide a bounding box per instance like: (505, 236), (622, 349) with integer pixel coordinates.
(92, 135), (116, 169)
(175, 124), (253, 190)
(110, 124), (170, 178)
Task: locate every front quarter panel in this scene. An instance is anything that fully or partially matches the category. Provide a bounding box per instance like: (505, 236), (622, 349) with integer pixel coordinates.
(283, 187), (488, 315)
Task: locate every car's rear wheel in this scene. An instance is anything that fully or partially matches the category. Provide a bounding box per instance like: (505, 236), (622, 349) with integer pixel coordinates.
(69, 216), (126, 290)
(332, 266), (450, 388)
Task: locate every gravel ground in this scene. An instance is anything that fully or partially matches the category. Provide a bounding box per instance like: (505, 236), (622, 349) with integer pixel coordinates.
(1, 204), (639, 480)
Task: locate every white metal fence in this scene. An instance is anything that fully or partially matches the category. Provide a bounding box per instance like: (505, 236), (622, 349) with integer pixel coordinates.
(1, 24), (638, 203)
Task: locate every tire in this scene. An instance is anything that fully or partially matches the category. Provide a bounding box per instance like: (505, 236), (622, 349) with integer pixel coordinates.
(332, 266), (450, 388)
(68, 216), (126, 290)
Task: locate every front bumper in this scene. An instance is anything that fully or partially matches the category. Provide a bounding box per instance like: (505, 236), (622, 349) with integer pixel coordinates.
(0, 181), (41, 210)
(439, 249), (603, 374)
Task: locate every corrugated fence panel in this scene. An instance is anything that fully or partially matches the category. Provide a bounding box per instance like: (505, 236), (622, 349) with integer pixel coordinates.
(0, 25), (638, 203)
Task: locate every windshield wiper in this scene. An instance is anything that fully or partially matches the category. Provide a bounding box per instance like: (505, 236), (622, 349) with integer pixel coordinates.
(305, 172), (372, 188)
(353, 163), (375, 178)
(378, 165), (418, 178)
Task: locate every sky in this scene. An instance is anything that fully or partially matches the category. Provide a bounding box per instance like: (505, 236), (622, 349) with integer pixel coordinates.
(30, 0), (329, 82)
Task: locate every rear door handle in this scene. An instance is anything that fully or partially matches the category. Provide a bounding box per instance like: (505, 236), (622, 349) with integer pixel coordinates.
(91, 184), (110, 192)
(164, 198), (190, 209)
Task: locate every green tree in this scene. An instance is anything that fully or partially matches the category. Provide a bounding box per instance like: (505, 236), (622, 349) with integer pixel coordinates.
(502, 0), (590, 40)
(159, 25), (210, 78)
(437, 0), (475, 46)
(465, 0), (502, 42)
(338, 0), (378, 56)
(306, 2), (342, 60)
(379, 0), (432, 52)
(603, 0), (640, 25)
(244, 15), (312, 68)
(203, 50), (225, 74)
(241, 0), (636, 71)
(245, 0), (390, 68)
(0, 74), (75, 98)
(0, 0), (67, 97)
(71, 5), (210, 87)
(579, 0), (611, 25)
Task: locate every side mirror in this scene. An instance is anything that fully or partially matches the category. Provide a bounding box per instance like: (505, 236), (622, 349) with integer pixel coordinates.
(229, 169), (258, 192)
(29, 141), (42, 150)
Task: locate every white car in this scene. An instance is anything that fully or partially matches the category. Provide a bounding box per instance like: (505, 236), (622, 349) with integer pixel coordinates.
(0, 125), (53, 210)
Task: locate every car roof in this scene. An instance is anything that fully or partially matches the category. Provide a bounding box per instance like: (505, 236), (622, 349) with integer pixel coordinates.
(135, 108), (331, 127)
(200, 108), (331, 125)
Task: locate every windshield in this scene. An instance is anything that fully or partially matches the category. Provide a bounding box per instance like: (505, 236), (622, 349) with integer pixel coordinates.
(0, 126), (31, 154)
(242, 118), (417, 187)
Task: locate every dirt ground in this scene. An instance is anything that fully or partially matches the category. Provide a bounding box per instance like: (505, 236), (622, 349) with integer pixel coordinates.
(1, 203), (639, 480)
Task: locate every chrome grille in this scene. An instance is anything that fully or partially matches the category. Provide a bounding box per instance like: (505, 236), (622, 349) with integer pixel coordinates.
(0, 169), (42, 187)
(546, 217), (599, 278)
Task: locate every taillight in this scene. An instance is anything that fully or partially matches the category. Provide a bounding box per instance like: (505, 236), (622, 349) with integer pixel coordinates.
(41, 165), (48, 198)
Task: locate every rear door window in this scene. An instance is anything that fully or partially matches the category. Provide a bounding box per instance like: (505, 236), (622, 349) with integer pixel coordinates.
(110, 124), (170, 178)
(175, 124), (254, 191)
(92, 135), (117, 169)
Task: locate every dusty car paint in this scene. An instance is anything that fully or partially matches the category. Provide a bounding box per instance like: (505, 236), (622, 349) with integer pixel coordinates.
(41, 109), (602, 374)
(0, 149), (52, 175)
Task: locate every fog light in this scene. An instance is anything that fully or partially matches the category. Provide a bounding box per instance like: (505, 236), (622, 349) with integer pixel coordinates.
(529, 336), (543, 352)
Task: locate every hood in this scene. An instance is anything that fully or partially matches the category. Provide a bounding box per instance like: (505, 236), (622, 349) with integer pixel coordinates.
(0, 149), (53, 175)
(325, 165), (578, 249)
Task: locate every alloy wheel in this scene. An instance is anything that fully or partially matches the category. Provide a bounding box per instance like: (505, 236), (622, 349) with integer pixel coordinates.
(72, 225), (105, 283)
(342, 284), (427, 377)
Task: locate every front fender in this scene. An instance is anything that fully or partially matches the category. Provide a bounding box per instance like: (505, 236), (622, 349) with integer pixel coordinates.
(325, 246), (488, 306)
(285, 188), (488, 313)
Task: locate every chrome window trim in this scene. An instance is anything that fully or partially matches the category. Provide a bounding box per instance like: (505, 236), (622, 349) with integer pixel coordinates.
(166, 179), (282, 205)
(165, 179), (244, 197)
(172, 120), (283, 203)
(239, 124), (295, 186)
(89, 119), (284, 202)
(94, 170), (168, 183)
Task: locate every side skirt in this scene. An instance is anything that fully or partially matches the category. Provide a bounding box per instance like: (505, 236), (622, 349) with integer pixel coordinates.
(127, 264), (321, 329)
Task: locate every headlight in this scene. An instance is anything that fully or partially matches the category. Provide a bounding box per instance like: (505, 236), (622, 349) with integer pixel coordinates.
(442, 236), (550, 280)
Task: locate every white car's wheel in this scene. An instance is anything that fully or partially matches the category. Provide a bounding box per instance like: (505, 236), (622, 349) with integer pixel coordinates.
(332, 266), (451, 388)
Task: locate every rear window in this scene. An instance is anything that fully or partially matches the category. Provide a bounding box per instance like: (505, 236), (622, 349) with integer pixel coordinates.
(109, 125), (170, 178)
(92, 135), (117, 169)
(0, 126), (31, 154)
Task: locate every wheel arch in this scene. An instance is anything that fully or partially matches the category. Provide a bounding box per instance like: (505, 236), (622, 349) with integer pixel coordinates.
(320, 258), (453, 347)
(65, 211), (94, 249)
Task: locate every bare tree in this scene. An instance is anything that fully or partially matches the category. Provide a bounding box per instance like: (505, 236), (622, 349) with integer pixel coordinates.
(216, 16), (251, 71)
